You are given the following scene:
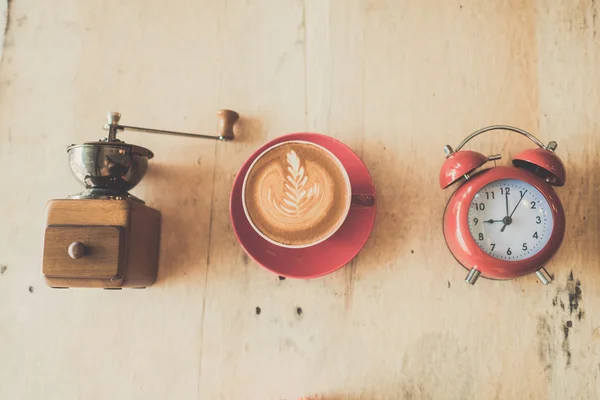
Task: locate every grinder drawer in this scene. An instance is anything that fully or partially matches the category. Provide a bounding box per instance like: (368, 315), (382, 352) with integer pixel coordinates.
(42, 226), (125, 279)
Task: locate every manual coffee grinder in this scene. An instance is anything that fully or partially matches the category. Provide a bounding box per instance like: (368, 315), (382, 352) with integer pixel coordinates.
(42, 110), (239, 289)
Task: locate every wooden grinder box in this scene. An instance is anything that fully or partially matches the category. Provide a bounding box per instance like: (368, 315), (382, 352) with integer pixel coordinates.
(42, 199), (161, 289)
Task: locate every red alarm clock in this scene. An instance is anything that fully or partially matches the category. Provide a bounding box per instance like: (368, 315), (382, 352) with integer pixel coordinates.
(440, 125), (566, 285)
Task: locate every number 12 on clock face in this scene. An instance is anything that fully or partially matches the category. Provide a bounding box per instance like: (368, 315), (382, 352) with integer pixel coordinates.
(467, 179), (553, 261)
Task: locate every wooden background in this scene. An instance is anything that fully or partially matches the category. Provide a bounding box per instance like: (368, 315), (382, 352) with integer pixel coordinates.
(0, 1), (599, 399)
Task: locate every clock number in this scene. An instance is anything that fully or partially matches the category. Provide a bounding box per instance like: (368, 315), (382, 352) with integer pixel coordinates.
(474, 203), (485, 211)
(473, 218), (479, 225)
(533, 231), (538, 239)
(478, 233), (484, 241)
(536, 216), (541, 224)
(490, 243), (496, 251)
(485, 191), (495, 200)
(500, 187), (511, 195)
(531, 201), (536, 209)
(522, 243), (528, 251)
(507, 247), (512, 256)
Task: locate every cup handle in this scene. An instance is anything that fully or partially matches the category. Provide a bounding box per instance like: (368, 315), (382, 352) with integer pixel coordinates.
(351, 194), (375, 208)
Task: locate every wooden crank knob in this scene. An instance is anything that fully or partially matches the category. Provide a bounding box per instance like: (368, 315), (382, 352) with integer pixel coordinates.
(216, 109), (239, 141)
(68, 242), (86, 259)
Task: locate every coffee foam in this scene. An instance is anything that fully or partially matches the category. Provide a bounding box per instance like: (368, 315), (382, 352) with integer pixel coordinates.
(244, 142), (350, 246)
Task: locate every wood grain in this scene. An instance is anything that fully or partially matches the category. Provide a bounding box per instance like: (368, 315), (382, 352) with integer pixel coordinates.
(45, 199), (130, 227)
(0, 0), (599, 399)
(122, 199), (161, 287)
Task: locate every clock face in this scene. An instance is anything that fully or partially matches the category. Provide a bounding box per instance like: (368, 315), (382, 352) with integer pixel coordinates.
(467, 178), (554, 261)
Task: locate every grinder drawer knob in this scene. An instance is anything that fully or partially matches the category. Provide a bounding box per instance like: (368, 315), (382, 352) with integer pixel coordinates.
(68, 242), (86, 259)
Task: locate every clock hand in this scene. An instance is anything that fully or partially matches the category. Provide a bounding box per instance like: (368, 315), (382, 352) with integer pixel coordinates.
(483, 219), (504, 223)
(500, 191), (510, 232)
(500, 190), (527, 232)
(508, 190), (527, 218)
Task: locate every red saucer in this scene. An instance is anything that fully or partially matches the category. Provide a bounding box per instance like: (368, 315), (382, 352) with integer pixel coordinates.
(230, 133), (376, 279)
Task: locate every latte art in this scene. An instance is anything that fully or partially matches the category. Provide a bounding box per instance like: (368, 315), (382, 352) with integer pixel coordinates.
(267, 150), (324, 218)
(243, 142), (351, 247)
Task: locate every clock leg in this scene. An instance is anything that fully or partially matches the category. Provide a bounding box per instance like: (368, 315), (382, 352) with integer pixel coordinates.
(465, 269), (481, 285)
(535, 267), (552, 285)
